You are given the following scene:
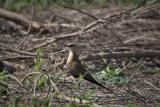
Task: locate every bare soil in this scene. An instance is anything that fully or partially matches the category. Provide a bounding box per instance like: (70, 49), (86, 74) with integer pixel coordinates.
(0, 5), (160, 107)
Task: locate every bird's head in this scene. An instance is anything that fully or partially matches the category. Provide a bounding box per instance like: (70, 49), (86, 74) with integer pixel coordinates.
(64, 43), (76, 52)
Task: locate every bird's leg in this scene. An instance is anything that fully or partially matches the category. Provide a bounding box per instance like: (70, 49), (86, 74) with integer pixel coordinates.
(75, 74), (84, 90)
(74, 76), (83, 104)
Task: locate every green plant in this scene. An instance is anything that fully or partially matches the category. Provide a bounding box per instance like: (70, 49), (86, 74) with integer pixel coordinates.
(21, 72), (57, 107)
(4, 0), (49, 11)
(127, 101), (136, 107)
(33, 48), (51, 95)
(19, 48), (47, 96)
(20, 48), (59, 107)
(101, 66), (122, 79)
(66, 103), (92, 107)
(72, 74), (84, 103)
(8, 96), (20, 107)
(70, 74), (95, 106)
(2, 0), (147, 11)
(156, 103), (160, 107)
(31, 97), (50, 107)
(0, 70), (10, 97)
(96, 66), (128, 86)
(34, 48), (43, 72)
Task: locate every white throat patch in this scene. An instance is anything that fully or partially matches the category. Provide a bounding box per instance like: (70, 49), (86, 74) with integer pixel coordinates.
(66, 49), (74, 66)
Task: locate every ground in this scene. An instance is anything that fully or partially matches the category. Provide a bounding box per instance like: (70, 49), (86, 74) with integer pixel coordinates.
(0, 4), (160, 107)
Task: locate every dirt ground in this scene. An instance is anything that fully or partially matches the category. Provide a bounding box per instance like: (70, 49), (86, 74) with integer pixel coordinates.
(0, 4), (160, 107)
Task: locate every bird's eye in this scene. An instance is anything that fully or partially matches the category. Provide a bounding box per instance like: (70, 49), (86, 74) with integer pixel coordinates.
(69, 44), (74, 47)
(64, 43), (75, 47)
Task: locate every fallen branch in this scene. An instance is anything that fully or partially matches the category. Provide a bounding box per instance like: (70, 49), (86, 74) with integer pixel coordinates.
(144, 80), (160, 91)
(56, 94), (101, 107)
(0, 49), (65, 61)
(0, 46), (36, 56)
(26, 19), (105, 51)
(27, 31), (83, 51)
(0, 56), (35, 61)
(44, 23), (83, 29)
(27, 2), (160, 51)
(0, 7), (41, 31)
(81, 50), (160, 61)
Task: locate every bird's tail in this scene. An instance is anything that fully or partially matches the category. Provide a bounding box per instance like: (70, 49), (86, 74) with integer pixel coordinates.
(95, 81), (114, 93)
(84, 73), (114, 93)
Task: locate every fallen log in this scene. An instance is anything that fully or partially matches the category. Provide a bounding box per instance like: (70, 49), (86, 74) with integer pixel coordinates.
(0, 7), (41, 31)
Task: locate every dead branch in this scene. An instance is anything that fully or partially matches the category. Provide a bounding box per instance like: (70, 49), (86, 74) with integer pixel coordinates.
(27, 31), (83, 51)
(0, 48), (36, 56)
(0, 7), (41, 31)
(0, 56), (35, 61)
(124, 35), (150, 44)
(56, 94), (101, 107)
(81, 51), (160, 61)
(27, 2), (35, 34)
(44, 23), (83, 29)
(144, 80), (160, 91)
(27, 2), (160, 51)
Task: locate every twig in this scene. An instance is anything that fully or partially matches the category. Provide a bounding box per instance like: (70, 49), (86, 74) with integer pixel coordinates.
(21, 72), (40, 84)
(0, 46), (36, 56)
(120, 58), (144, 90)
(27, 31), (83, 51)
(144, 80), (160, 91)
(44, 23), (83, 29)
(27, 0), (35, 34)
(27, 2), (160, 51)
(57, 3), (98, 20)
(81, 50), (160, 61)
(0, 56), (35, 61)
(0, 49), (65, 61)
(56, 94), (101, 107)
(124, 34), (150, 44)
(15, 37), (27, 50)
(7, 75), (26, 89)
(33, 73), (43, 97)
(21, 72), (59, 93)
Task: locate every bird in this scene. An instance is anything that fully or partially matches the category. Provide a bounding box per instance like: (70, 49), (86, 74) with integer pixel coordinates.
(65, 43), (114, 93)
(0, 61), (16, 74)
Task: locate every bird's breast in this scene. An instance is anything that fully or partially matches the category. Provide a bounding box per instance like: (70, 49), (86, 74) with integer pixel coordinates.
(66, 50), (74, 66)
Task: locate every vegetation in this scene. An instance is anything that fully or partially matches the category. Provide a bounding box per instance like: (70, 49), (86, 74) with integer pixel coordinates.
(0, 49), (129, 106)
(0, 71), (9, 97)
(96, 66), (128, 86)
(0, 0), (159, 106)
(1, 0), (151, 11)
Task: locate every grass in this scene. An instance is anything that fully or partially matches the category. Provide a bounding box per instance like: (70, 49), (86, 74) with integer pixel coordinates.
(0, 49), (124, 107)
(0, 51), (159, 106)
(127, 101), (136, 107)
(1, 0), (148, 11)
(0, 71), (9, 97)
(1, 48), (96, 106)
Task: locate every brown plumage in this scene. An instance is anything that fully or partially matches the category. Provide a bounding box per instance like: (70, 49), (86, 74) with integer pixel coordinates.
(65, 43), (113, 93)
